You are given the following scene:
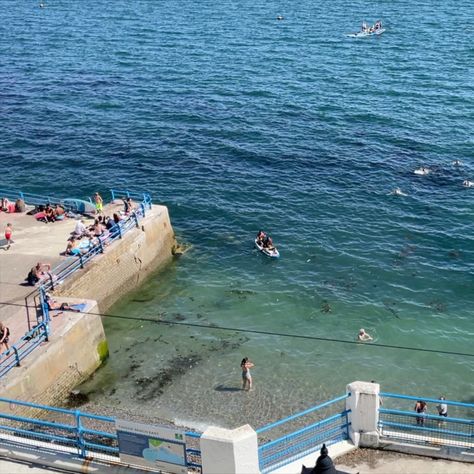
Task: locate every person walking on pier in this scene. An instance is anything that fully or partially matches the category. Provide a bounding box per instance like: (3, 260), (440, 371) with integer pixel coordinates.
(240, 357), (254, 391)
(0, 322), (10, 353)
(4, 223), (13, 250)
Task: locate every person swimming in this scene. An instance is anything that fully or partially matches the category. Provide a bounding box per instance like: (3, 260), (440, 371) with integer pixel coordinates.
(462, 180), (474, 187)
(414, 166), (430, 175)
(358, 328), (373, 342)
(452, 159), (462, 166)
(390, 187), (407, 196)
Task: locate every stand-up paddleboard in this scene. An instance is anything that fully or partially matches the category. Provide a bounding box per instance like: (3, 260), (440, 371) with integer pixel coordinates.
(255, 239), (280, 258)
(347, 28), (385, 38)
(62, 199), (96, 215)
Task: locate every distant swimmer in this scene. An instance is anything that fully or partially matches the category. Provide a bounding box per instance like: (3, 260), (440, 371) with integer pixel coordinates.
(414, 167), (430, 176)
(358, 328), (373, 342)
(276, 15), (284, 20)
(463, 180), (474, 187)
(39, 2), (46, 7)
(452, 159), (463, 166)
(389, 187), (407, 196)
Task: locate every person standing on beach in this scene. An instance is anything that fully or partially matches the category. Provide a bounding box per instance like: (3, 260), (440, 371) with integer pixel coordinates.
(240, 357), (254, 391)
(4, 223), (12, 250)
(94, 192), (103, 215)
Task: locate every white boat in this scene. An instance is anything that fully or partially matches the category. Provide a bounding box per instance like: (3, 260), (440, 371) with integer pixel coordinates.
(255, 239), (280, 258)
(347, 28), (386, 38)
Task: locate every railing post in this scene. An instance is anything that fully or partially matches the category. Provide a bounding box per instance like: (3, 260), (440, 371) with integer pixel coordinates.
(48, 272), (55, 291)
(346, 381), (380, 448)
(133, 212), (139, 228)
(13, 347), (20, 367)
(79, 254), (84, 269)
(111, 189), (115, 201)
(75, 411), (86, 458)
(118, 224), (122, 238)
(141, 202), (146, 217)
(98, 238), (104, 253)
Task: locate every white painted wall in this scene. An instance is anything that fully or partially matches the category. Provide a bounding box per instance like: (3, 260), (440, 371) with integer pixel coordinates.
(201, 424), (260, 474)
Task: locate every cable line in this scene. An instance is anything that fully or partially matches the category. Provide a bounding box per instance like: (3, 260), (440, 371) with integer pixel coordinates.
(1, 300), (473, 358)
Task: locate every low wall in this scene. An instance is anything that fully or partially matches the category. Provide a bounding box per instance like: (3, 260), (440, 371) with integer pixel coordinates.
(0, 300), (106, 408)
(53, 204), (176, 312)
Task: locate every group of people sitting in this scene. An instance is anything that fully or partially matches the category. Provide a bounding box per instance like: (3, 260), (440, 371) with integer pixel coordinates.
(34, 203), (66, 223)
(1, 197), (26, 214)
(361, 20), (382, 33)
(256, 230), (275, 250)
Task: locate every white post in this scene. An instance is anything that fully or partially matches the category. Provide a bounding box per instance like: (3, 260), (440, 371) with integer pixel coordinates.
(200, 424), (260, 474)
(345, 381), (380, 448)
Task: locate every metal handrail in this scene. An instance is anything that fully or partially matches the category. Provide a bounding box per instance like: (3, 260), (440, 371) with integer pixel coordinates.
(0, 188), (153, 379)
(379, 408), (474, 424)
(256, 393), (350, 434)
(259, 411), (351, 450)
(380, 392), (474, 409)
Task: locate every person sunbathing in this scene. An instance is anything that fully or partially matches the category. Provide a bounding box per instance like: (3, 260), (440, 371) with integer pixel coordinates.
(45, 294), (82, 313)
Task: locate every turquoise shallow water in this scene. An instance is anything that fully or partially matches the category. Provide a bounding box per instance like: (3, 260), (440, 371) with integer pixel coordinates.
(1, 0), (473, 428)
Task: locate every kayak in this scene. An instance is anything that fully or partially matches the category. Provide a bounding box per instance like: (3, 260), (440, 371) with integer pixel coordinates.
(347, 28), (386, 38)
(255, 239), (280, 258)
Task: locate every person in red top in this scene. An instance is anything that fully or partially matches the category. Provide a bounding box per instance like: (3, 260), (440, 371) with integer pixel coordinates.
(4, 223), (12, 250)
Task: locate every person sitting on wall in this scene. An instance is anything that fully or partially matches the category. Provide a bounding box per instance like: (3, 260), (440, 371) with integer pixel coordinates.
(65, 237), (89, 256)
(44, 204), (56, 223)
(54, 204), (65, 220)
(26, 262), (51, 286)
(122, 197), (133, 215)
(0, 197), (10, 212)
(15, 198), (26, 213)
(72, 219), (89, 238)
(44, 294), (82, 313)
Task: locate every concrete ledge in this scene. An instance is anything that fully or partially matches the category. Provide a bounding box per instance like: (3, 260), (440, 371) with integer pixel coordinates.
(376, 440), (474, 464)
(54, 204), (176, 312)
(0, 299), (106, 406)
(268, 440), (356, 474)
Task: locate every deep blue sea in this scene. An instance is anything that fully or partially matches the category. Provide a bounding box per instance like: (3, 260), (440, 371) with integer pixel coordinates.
(1, 0), (473, 429)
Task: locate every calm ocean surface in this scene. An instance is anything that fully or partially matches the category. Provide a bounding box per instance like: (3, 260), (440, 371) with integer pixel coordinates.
(1, 0), (473, 429)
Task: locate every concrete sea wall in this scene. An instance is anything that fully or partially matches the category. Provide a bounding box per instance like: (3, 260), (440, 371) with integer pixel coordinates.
(54, 204), (176, 312)
(0, 204), (176, 406)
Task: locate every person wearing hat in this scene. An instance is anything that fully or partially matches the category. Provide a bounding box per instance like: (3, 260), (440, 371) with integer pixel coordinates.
(301, 443), (349, 474)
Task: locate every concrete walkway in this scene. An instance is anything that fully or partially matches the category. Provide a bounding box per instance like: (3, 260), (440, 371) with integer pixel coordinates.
(336, 449), (473, 474)
(0, 202), (124, 348)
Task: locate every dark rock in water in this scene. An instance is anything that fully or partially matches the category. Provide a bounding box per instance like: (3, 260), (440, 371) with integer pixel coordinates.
(135, 354), (202, 401)
(173, 313), (186, 321)
(66, 390), (89, 408)
(321, 301), (332, 313)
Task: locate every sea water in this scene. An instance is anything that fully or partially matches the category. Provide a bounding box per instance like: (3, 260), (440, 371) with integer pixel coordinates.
(1, 0), (473, 429)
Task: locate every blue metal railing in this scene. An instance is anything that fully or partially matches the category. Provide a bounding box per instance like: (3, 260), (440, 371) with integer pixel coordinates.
(379, 392), (474, 450)
(0, 188), (153, 379)
(0, 397), (201, 468)
(0, 188), (93, 212)
(257, 394), (351, 473)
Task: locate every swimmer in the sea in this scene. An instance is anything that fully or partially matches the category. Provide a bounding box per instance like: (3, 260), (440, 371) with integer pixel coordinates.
(452, 159), (462, 166)
(389, 188), (407, 196)
(463, 180), (474, 188)
(358, 328), (373, 342)
(414, 166), (430, 175)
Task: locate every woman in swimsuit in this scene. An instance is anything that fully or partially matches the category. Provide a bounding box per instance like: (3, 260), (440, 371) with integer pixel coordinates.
(240, 357), (254, 391)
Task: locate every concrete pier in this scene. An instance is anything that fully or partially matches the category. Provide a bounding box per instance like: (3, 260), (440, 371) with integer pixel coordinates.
(0, 200), (176, 404)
